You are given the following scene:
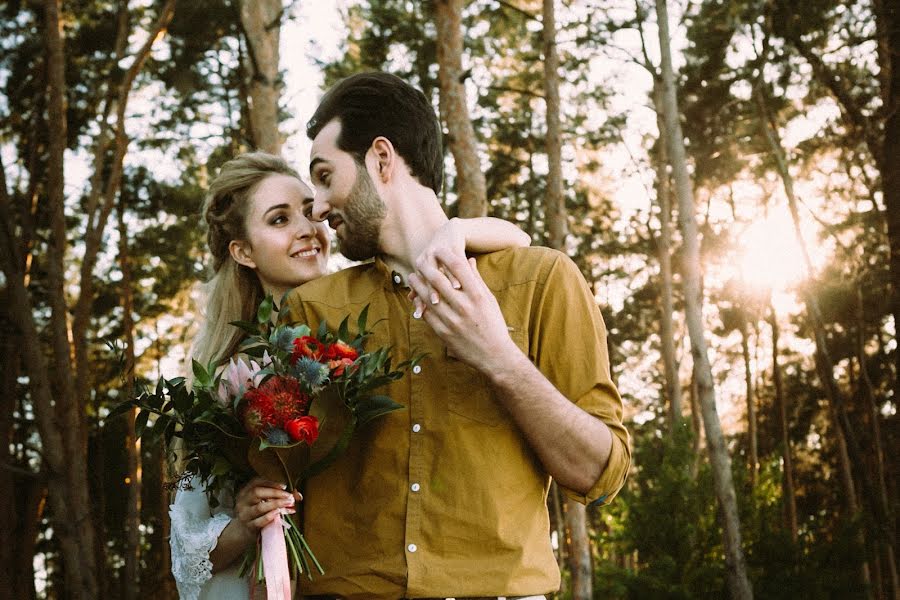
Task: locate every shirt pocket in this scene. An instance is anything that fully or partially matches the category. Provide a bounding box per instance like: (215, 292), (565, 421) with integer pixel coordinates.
(445, 326), (528, 426)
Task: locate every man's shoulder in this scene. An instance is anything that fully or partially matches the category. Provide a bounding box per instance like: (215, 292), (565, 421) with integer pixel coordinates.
(476, 246), (579, 289)
(284, 262), (381, 309)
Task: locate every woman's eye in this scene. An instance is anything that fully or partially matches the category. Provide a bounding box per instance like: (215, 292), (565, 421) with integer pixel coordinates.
(270, 215), (287, 225)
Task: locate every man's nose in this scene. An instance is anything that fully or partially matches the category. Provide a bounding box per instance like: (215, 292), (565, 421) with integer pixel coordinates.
(309, 196), (331, 223)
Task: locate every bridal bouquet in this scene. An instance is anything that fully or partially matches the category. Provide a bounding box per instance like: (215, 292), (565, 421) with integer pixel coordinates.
(112, 297), (418, 596)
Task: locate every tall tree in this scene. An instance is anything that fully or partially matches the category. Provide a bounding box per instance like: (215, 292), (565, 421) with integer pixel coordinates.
(435, 0), (488, 217)
(654, 0), (754, 597)
(768, 305), (798, 543)
(238, 0), (283, 154)
(541, 1), (590, 597)
(119, 194), (141, 600)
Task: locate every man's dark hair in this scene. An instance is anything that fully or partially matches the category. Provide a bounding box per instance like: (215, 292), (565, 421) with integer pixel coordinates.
(307, 72), (443, 194)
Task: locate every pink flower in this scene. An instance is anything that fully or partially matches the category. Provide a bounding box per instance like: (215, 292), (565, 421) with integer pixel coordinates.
(217, 357), (264, 407)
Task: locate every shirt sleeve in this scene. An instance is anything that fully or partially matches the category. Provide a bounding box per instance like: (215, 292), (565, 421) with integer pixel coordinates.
(168, 477), (234, 600)
(530, 251), (631, 506)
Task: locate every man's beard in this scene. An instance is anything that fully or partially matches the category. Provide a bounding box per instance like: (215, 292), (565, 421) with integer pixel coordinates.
(337, 164), (386, 261)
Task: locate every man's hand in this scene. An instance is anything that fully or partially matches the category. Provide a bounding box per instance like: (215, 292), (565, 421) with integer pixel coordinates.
(408, 251), (519, 372)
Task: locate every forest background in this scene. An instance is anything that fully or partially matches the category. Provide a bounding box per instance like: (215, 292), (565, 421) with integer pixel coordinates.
(1, 0), (898, 599)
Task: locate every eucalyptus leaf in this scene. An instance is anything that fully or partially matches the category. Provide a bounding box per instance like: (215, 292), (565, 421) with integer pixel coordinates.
(355, 395), (405, 427)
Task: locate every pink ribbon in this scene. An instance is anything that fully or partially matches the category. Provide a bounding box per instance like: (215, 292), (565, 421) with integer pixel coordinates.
(260, 514), (291, 600)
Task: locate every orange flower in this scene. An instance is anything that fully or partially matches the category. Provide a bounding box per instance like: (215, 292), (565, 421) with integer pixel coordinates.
(291, 336), (324, 363)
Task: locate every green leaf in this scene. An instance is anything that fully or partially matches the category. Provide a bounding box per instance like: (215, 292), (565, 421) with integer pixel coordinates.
(257, 295), (275, 324)
(317, 319), (328, 340)
(107, 400), (137, 420)
(192, 359), (211, 388)
(338, 315), (350, 342)
(355, 395), (405, 427)
(230, 320), (261, 335)
(212, 457), (231, 477)
(135, 410), (151, 439)
(357, 304), (370, 335)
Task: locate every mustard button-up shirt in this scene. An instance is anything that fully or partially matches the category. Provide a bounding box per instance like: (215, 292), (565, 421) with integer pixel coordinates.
(282, 247), (630, 600)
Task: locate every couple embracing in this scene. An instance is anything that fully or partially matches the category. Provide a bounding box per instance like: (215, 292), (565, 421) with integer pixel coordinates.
(169, 71), (631, 600)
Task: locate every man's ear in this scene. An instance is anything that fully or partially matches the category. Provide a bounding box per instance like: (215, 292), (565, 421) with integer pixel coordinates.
(229, 239), (256, 269)
(369, 136), (395, 183)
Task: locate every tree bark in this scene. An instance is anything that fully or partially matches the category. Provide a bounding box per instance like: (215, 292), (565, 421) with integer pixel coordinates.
(856, 287), (899, 598)
(40, 2), (101, 597)
(119, 196), (142, 600)
(434, 0), (488, 217)
(769, 306), (798, 543)
(655, 1), (754, 597)
(542, 0), (567, 249)
(238, 0), (283, 154)
(652, 81), (683, 431)
(740, 320), (758, 487)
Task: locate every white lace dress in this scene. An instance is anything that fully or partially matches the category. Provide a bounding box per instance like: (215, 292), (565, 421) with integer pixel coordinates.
(169, 478), (249, 600)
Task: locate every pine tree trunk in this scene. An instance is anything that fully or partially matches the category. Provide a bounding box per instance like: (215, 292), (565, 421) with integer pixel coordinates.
(769, 307), (798, 542)
(542, 0), (567, 249)
(740, 320), (758, 487)
(238, 0), (282, 154)
(119, 198), (142, 600)
(435, 0), (488, 217)
(539, 0), (591, 596)
(856, 288), (900, 598)
(652, 81), (682, 431)
(655, 1), (753, 597)
(41, 2), (100, 596)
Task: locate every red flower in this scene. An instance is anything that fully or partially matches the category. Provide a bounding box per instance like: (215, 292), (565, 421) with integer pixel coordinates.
(285, 416), (320, 444)
(291, 336), (325, 364)
(328, 357), (356, 377)
(242, 376), (309, 434)
(325, 340), (359, 361)
(240, 392), (275, 437)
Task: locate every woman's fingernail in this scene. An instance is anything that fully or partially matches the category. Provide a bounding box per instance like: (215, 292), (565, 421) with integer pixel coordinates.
(452, 281), (461, 289)
(430, 292), (439, 305)
(413, 309), (422, 319)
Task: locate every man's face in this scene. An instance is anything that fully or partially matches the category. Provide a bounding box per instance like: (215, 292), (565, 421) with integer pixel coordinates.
(308, 119), (386, 261)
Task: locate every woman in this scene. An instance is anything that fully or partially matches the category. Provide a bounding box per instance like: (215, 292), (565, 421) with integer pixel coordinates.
(169, 152), (529, 599)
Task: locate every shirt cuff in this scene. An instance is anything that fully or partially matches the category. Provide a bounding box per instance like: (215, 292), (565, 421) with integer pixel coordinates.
(560, 431), (630, 506)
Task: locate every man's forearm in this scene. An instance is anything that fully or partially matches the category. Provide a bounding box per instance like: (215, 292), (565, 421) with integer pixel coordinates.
(484, 347), (613, 494)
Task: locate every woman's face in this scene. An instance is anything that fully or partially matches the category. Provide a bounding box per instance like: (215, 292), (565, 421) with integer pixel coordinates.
(230, 174), (330, 299)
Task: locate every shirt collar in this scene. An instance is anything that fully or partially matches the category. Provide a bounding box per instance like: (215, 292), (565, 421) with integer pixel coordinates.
(373, 255), (407, 290)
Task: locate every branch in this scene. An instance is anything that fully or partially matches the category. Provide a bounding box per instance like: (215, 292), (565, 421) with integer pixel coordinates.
(487, 84), (545, 99)
(495, 0), (540, 21)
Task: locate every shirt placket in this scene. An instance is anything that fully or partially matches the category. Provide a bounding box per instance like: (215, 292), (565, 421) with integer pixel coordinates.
(404, 294), (429, 593)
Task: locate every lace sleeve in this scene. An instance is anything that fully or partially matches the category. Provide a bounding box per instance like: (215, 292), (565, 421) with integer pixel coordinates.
(169, 480), (234, 600)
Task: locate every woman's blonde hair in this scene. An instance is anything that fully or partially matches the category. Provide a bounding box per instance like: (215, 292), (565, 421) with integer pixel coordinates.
(192, 152), (301, 367)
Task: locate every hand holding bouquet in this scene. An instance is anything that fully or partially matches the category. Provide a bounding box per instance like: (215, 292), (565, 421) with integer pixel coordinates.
(113, 297), (420, 597)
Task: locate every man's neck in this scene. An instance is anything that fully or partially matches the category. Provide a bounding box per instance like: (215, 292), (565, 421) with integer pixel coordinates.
(377, 188), (448, 281)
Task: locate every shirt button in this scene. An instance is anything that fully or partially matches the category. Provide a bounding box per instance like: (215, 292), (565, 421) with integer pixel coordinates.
(393, 274), (402, 284)
(412, 365), (422, 374)
(411, 483), (420, 492)
(412, 423), (421, 433)
(407, 543), (417, 553)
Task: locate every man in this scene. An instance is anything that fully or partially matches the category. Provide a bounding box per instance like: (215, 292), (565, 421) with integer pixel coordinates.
(283, 72), (630, 600)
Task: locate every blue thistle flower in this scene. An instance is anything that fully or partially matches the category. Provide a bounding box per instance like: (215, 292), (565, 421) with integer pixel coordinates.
(292, 357), (330, 390)
(270, 326), (305, 353)
(265, 427), (291, 446)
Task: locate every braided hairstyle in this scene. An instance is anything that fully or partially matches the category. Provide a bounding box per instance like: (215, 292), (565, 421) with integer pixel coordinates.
(193, 152), (301, 366)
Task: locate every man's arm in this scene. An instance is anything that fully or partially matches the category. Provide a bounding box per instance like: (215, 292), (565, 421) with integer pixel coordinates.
(408, 250), (628, 498)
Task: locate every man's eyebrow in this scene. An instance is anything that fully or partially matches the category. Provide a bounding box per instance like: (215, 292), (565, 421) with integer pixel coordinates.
(263, 203), (290, 216)
(309, 157), (329, 173)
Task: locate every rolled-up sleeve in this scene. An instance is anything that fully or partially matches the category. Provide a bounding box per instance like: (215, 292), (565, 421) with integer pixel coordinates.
(530, 252), (631, 505)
